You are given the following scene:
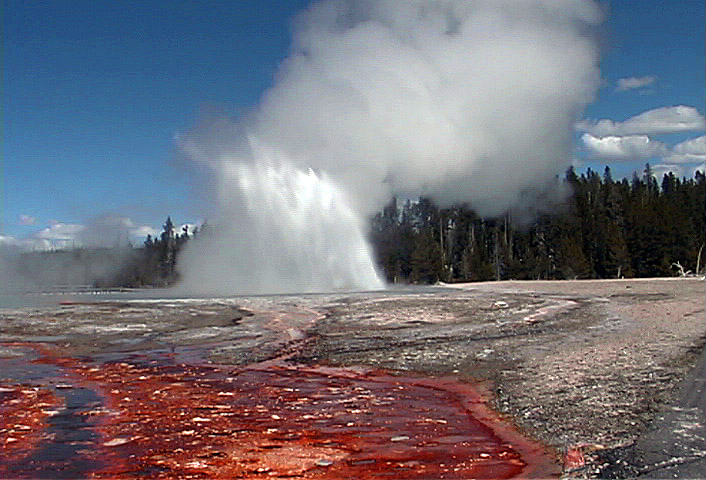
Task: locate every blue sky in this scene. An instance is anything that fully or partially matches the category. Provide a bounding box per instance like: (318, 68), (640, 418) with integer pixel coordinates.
(578, 0), (705, 179)
(3, 0), (704, 249)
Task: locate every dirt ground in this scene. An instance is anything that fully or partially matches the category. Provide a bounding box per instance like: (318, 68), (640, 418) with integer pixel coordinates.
(1, 278), (704, 477)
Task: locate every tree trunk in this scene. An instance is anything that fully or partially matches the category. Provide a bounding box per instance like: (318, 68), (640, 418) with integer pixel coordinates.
(696, 243), (704, 275)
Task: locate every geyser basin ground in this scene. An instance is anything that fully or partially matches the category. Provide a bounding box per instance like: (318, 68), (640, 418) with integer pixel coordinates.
(1, 279), (704, 478)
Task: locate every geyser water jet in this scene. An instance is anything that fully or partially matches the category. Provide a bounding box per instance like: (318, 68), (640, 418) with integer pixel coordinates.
(177, 141), (384, 295)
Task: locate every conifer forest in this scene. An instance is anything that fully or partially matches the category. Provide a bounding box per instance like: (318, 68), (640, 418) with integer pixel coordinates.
(371, 166), (705, 284)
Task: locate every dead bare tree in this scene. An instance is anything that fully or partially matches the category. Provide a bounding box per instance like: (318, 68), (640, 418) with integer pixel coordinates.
(671, 261), (691, 277)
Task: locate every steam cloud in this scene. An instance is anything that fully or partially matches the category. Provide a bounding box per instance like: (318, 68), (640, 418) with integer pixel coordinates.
(178, 0), (603, 295)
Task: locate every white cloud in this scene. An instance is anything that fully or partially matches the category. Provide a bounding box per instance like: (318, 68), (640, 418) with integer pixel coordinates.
(651, 163), (684, 179)
(0, 235), (53, 251)
(653, 136), (705, 180)
(663, 135), (706, 164)
(581, 133), (667, 160)
(19, 214), (37, 226)
(576, 105), (706, 136)
(651, 162), (705, 180)
(76, 215), (180, 247)
(34, 221), (86, 248)
(2, 222), (84, 252)
(178, 223), (197, 236)
(126, 223), (195, 242)
(580, 132), (705, 180)
(615, 75), (656, 92)
(130, 225), (160, 240)
(2, 216), (165, 252)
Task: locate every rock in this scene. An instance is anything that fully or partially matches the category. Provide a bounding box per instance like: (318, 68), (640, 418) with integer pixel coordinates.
(564, 445), (586, 471)
(104, 437), (132, 447)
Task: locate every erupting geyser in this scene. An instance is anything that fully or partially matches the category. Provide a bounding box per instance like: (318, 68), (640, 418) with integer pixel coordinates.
(178, 0), (603, 295)
(178, 140), (384, 294)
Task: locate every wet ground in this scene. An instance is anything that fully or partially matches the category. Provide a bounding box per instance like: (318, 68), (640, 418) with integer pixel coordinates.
(1, 279), (704, 478)
(1, 343), (556, 479)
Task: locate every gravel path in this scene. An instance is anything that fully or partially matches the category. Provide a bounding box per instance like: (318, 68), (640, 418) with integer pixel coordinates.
(630, 345), (706, 478)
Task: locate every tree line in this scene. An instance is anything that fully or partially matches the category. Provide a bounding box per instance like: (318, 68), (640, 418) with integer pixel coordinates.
(13, 165), (704, 289)
(370, 165), (705, 284)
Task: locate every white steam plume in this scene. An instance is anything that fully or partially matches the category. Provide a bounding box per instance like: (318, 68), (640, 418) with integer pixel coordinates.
(177, 0), (603, 295)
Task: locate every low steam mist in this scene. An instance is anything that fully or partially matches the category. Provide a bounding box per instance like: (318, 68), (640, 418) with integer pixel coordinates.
(178, 0), (603, 295)
(0, 215), (145, 296)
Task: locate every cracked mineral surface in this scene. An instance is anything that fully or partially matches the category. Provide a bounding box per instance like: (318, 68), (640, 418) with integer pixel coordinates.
(1, 278), (704, 478)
